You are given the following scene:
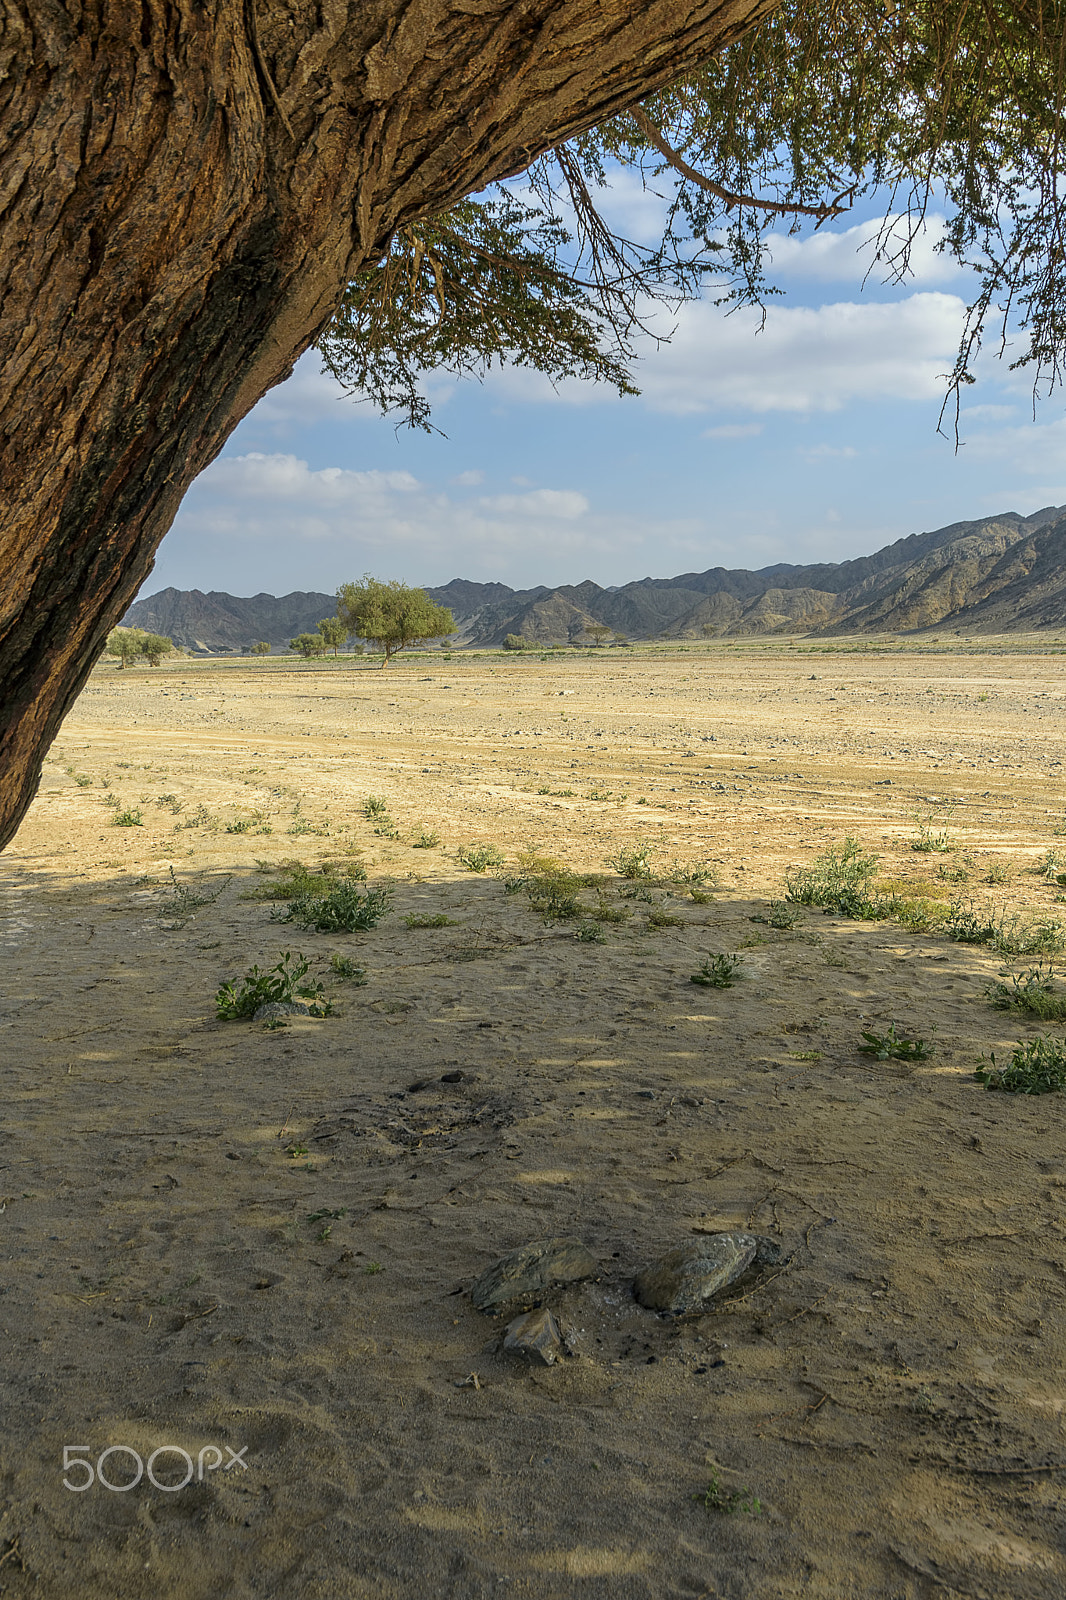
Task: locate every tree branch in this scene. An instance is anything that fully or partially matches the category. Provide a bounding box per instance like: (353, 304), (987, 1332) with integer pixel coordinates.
(630, 105), (852, 222)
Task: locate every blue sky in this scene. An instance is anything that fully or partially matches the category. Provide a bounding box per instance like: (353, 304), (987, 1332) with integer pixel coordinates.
(146, 181), (1066, 599)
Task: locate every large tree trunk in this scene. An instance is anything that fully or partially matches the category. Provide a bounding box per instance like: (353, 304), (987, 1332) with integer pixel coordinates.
(0, 0), (778, 850)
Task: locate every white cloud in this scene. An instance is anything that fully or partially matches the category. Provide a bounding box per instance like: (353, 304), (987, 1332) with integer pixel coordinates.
(451, 469), (485, 486)
(961, 415), (1066, 477)
(633, 292), (967, 415)
(763, 214), (967, 286)
(702, 422), (763, 439)
(478, 488), (588, 519)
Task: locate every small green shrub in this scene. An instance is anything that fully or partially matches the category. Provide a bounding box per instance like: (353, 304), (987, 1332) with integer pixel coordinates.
(374, 820), (401, 840)
(858, 1023), (933, 1061)
(647, 908), (684, 929)
(412, 828), (440, 848)
(975, 1035), (1066, 1094)
(592, 903), (629, 923)
(174, 803), (216, 831)
(216, 952), (326, 1019)
(404, 913), (455, 929)
(329, 953), (367, 983)
(691, 953), (741, 988)
(608, 842), (654, 880)
(112, 807), (143, 827)
(1037, 848), (1066, 881)
(666, 859), (719, 889)
(226, 818), (254, 834)
(751, 899), (802, 929)
(785, 837), (881, 918)
(457, 843), (504, 872)
(248, 859), (367, 901)
(156, 793), (183, 813)
(288, 817), (329, 837)
(693, 1474), (761, 1516)
(363, 795), (390, 818)
(985, 965), (1066, 1020)
(74, 774), (93, 787)
(527, 877), (582, 920)
(273, 882), (392, 933)
(158, 867), (230, 922)
(575, 923), (607, 943)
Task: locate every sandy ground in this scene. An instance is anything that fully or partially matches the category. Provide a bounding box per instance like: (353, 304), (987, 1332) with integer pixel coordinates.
(2, 640), (1066, 1599)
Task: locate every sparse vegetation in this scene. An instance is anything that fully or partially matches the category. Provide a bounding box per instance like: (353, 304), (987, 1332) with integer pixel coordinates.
(691, 953), (741, 988)
(976, 1035), (1066, 1094)
(575, 922), (607, 943)
(158, 868), (230, 923)
(216, 952), (327, 1020)
(786, 837), (880, 918)
(404, 913), (456, 929)
(693, 1474), (762, 1516)
(412, 828), (440, 848)
(457, 842), (504, 872)
(751, 899), (802, 929)
(329, 953), (368, 983)
(111, 807), (143, 827)
(273, 880), (391, 933)
(986, 965), (1066, 1020)
(607, 842), (654, 880)
(858, 1024), (933, 1061)
(363, 795), (391, 818)
(647, 907), (684, 929)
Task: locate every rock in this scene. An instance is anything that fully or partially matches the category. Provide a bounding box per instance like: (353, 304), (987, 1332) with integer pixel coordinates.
(252, 1000), (310, 1023)
(634, 1232), (783, 1315)
(471, 1236), (597, 1313)
(503, 1307), (563, 1365)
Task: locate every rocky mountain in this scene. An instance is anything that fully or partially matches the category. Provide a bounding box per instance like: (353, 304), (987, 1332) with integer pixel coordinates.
(125, 505), (1066, 651)
(122, 588), (336, 652)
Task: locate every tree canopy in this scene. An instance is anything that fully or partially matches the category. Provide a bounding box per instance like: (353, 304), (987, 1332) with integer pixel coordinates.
(325, 1), (1066, 436)
(336, 580), (455, 667)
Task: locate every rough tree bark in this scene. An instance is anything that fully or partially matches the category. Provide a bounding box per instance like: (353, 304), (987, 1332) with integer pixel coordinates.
(0, 0), (779, 850)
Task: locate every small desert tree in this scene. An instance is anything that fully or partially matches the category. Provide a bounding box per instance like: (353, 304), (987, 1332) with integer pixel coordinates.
(586, 624), (613, 647)
(251, 641), (271, 656)
(107, 627), (145, 669)
(317, 616), (348, 656)
(289, 633), (327, 659)
(336, 578), (454, 668)
(140, 632), (174, 666)
(503, 633), (530, 650)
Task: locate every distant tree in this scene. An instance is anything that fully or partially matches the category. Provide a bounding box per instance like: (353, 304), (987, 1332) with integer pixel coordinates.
(317, 616), (349, 656)
(336, 578), (454, 669)
(251, 641), (271, 656)
(140, 632), (174, 666)
(107, 627), (145, 669)
(289, 633), (327, 659)
(612, 631), (629, 646)
(586, 624), (613, 646)
(503, 633), (530, 651)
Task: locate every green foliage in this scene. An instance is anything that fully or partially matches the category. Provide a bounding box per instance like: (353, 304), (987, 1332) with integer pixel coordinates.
(457, 842), (505, 872)
(111, 807), (143, 827)
(607, 842), (654, 880)
(140, 633), (174, 666)
(73, 773), (93, 786)
(289, 632), (327, 659)
(412, 827), (440, 847)
(319, 195), (638, 432)
(404, 913), (456, 929)
(336, 577), (453, 665)
(693, 1473), (761, 1516)
(945, 900), (1066, 956)
(647, 907), (684, 929)
(363, 795), (390, 818)
(976, 1036), (1066, 1095)
(329, 953), (367, 983)
(665, 858), (718, 889)
(575, 922), (607, 943)
(691, 953), (741, 988)
(106, 627), (174, 668)
(316, 616), (348, 655)
(986, 965), (1066, 1020)
(858, 1024), (933, 1061)
(249, 861), (368, 902)
(174, 803), (216, 831)
(786, 837), (881, 918)
(216, 953), (325, 1020)
(503, 633), (531, 650)
(251, 641), (271, 655)
(751, 899), (802, 929)
(272, 881), (392, 934)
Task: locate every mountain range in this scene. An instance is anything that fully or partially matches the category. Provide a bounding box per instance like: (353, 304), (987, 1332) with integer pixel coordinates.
(123, 504), (1066, 651)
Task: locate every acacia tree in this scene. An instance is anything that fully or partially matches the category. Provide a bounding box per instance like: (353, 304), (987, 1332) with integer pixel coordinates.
(3, 3), (1066, 849)
(317, 617), (349, 656)
(337, 579), (454, 668)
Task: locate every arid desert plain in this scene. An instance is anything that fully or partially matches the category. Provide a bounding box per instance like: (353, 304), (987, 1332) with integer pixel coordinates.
(2, 638), (1066, 1599)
